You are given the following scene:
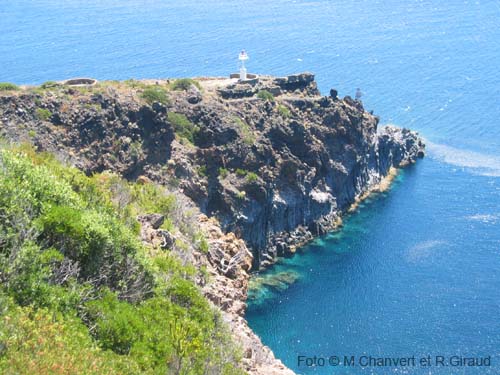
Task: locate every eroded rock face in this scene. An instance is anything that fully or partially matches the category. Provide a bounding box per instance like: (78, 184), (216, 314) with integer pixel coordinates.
(0, 74), (424, 270)
(0, 74), (424, 375)
(197, 215), (295, 375)
(0, 92), (175, 180)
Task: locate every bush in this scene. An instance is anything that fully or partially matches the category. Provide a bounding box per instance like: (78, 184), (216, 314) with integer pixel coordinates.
(197, 165), (207, 177)
(0, 146), (245, 375)
(171, 78), (201, 91)
(256, 90), (274, 102)
(193, 231), (209, 253)
(167, 112), (199, 143)
(140, 86), (169, 105)
(0, 82), (19, 91)
(246, 172), (258, 183)
(0, 304), (139, 375)
(218, 167), (228, 178)
(40, 81), (60, 89)
(131, 183), (177, 216)
(232, 117), (256, 145)
(235, 168), (247, 177)
(36, 108), (52, 121)
(277, 104), (291, 118)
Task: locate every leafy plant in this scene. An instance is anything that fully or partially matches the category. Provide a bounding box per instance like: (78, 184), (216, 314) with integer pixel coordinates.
(218, 167), (228, 178)
(40, 81), (60, 89)
(0, 145), (244, 374)
(0, 82), (19, 91)
(197, 165), (207, 177)
(0, 303), (139, 375)
(235, 168), (247, 177)
(246, 172), (258, 183)
(277, 104), (291, 118)
(168, 112), (199, 143)
(171, 78), (201, 91)
(141, 86), (169, 105)
(36, 108), (52, 121)
(256, 90), (274, 102)
(232, 117), (256, 145)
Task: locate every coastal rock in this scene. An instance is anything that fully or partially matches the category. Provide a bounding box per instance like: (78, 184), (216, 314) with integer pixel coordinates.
(0, 74), (424, 270)
(186, 84), (202, 104)
(138, 213), (165, 229)
(0, 73), (425, 375)
(198, 215), (294, 375)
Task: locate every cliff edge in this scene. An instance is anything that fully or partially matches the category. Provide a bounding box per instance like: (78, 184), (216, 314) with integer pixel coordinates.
(0, 73), (424, 374)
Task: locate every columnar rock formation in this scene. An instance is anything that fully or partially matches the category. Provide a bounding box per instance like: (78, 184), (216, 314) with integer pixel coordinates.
(0, 73), (424, 374)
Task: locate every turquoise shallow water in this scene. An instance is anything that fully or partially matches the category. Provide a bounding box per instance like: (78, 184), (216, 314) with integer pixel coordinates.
(1, 1), (500, 373)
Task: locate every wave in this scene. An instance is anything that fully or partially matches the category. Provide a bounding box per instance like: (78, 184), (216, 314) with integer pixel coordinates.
(426, 141), (500, 177)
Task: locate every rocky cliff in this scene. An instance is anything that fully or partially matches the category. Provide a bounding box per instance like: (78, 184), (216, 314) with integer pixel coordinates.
(0, 73), (424, 374)
(0, 73), (424, 269)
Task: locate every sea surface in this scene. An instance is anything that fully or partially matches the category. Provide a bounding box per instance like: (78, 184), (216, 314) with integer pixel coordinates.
(1, 1), (499, 374)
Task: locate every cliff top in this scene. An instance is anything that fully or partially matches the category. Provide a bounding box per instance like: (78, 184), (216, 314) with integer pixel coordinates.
(0, 72), (320, 101)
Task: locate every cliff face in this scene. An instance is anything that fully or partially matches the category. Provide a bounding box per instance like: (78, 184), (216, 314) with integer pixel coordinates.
(0, 73), (424, 269)
(0, 74), (424, 374)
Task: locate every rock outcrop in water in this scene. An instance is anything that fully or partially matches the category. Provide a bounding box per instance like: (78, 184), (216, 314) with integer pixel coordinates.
(0, 74), (424, 374)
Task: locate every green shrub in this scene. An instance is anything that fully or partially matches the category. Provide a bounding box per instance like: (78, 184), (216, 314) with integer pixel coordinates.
(277, 104), (291, 118)
(0, 146), (245, 375)
(167, 112), (199, 143)
(0, 304), (139, 375)
(4, 242), (84, 313)
(197, 165), (207, 177)
(36, 108), (52, 121)
(218, 167), (228, 178)
(40, 81), (60, 89)
(232, 117), (256, 145)
(246, 172), (258, 183)
(0, 82), (19, 91)
(193, 232), (209, 253)
(171, 78), (201, 91)
(256, 90), (274, 102)
(235, 168), (247, 177)
(140, 86), (169, 105)
(131, 183), (177, 216)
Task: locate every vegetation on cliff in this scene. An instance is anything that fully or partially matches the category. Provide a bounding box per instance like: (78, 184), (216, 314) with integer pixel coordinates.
(0, 144), (243, 374)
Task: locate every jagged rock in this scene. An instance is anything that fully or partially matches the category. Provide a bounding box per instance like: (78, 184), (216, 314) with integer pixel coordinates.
(218, 83), (256, 99)
(187, 85), (202, 104)
(137, 213), (165, 229)
(0, 73), (424, 375)
(0, 73), (424, 272)
(158, 229), (176, 250)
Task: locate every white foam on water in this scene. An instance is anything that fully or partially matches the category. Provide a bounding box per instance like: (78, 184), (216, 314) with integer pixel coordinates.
(466, 214), (498, 224)
(426, 141), (500, 177)
(407, 240), (447, 263)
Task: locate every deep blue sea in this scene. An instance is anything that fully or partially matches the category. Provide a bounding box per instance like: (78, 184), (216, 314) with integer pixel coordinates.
(1, 1), (499, 374)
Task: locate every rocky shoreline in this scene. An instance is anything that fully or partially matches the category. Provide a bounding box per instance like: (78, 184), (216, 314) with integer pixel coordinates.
(0, 73), (424, 374)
